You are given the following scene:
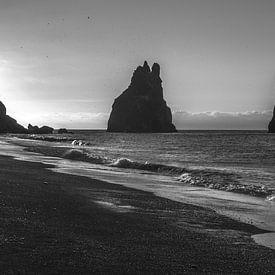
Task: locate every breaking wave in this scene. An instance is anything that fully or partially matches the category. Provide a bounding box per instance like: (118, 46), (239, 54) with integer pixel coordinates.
(16, 134), (74, 143)
(110, 158), (187, 174)
(266, 195), (275, 202)
(62, 149), (108, 165)
(60, 149), (273, 198)
(177, 173), (271, 197)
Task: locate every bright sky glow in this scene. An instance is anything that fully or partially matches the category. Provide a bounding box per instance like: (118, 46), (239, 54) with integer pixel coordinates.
(0, 0), (275, 129)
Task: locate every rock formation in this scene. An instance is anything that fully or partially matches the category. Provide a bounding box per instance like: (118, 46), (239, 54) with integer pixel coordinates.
(0, 101), (28, 133)
(268, 106), (275, 133)
(28, 124), (54, 134)
(107, 61), (177, 132)
(57, 128), (70, 134)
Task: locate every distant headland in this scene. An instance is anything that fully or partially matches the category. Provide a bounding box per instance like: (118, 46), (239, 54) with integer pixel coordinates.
(107, 61), (177, 133)
(0, 101), (54, 134)
(0, 101), (27, 133)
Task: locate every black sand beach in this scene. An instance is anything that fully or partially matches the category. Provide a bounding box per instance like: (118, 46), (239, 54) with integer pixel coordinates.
(1, 151), (275, 274)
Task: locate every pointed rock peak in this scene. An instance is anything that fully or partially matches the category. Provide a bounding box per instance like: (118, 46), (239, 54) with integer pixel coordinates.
(107, 61), (177, 133)
(143, 61), (150, 73)
(152, 63), (160, 76)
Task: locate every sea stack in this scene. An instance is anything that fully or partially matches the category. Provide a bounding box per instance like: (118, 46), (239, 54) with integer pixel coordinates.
(268, 106), (275, 133)
(107, 61), (177, 132)
(0, 101), (27, 133)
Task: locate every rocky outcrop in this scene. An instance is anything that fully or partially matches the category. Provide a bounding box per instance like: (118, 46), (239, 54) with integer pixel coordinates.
(57, 128), (70, 134)
(0, 101), (28, 133)
(268, 106), (275, 133)
(0, 101), (6, 117)
(28, 124), (54, 134)
(107, 61), (177, 132)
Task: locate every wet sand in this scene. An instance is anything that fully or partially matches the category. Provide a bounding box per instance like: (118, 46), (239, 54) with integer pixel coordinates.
(1, 151), (275, 274)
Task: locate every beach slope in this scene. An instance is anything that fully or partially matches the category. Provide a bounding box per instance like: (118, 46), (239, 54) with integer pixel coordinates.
(0, 154), (275, 274)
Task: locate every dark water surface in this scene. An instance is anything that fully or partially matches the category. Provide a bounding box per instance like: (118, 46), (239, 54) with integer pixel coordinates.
(61, 130), (275, 197)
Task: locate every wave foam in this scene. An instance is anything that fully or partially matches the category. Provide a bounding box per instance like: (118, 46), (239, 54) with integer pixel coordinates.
(62, 149), (85, 159)
(177, 172), (272, 197)
(62, 149), (107, 164)
(266, 195), (275, 202)
(71, 140), (91, 146)
(22, 134), (73, 142)
(56, 149), (274, 199)
(111, 158), (135, 168)
(111, 158), (187, 175)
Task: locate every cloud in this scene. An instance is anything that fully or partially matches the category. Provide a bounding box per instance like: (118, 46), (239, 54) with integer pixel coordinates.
(12, 109), (274, 130)
(172, 110), (273, 130)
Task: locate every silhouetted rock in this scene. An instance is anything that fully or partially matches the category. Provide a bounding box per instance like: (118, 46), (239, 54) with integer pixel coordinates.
(0, 101), (6, 117)
(107, 61), (177, 133)
(0, 101), (28, 133)
(268, 106), (275, 133)
(28, 124), (54, 134)
(40, 126), (54, 134)
(28, 124), (39, 133)
(57, 128), (70, 134)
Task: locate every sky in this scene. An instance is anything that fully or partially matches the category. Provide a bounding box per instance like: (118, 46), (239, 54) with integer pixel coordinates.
(0, 0), (275, 129)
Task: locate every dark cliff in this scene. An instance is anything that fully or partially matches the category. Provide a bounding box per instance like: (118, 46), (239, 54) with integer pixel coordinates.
(0, 101), (27, 133)
(268, 106), (275, 133)
(107, 61), (177, 133)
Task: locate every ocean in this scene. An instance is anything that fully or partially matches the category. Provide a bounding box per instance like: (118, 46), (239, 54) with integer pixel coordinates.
(68, 130), (275, 195)
(2, 130), (275, 249)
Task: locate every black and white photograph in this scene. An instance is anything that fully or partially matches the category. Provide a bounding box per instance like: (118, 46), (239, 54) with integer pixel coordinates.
(0, 0), (275, 273)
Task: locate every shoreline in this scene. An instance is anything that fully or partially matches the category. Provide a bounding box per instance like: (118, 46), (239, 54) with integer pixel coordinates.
(6, 136), (275, 248)
(0, 138), (275, 273)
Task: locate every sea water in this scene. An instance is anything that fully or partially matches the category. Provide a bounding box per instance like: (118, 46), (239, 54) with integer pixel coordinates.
(55, 130), (275, 196)
(2, 130), (275, 249)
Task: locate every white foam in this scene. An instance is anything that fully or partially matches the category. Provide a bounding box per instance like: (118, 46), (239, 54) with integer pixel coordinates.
(111, 158), (134, 168)
(71, 139), (86, 146)
(266, 195), (275, 202)
(62, 149), (84, 159)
